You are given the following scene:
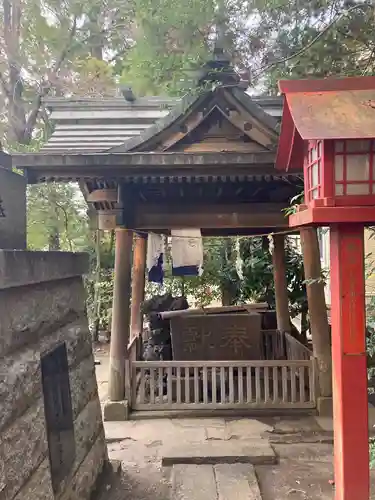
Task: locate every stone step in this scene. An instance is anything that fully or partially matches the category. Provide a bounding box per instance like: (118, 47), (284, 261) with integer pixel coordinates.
(171, 464), (262, 500)
(162, 439), (276, 466)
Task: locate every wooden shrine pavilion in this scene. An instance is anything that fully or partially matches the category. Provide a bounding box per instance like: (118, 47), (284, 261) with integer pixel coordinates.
(12, 47), (324, 419)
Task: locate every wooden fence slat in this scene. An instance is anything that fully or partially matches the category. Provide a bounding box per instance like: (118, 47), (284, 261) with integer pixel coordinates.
(264, 366), (270, 402)
(158, 367), (163, 404)
(203, 366), (208, 404)
(238, 367), (244, 403)
(229, 366), (234, 403)
(273, 366), (279, 403)
(212, 367), (217, 404)
(185, 366), (190, 403)
(140, 367), (145, 403)
(176, 367), (182, 404)
(149, 368), (155, 404)
(291, 366), (297, 403)
(167, 366), (173, 404)
(220, 366), (226, 403)
(282, 366), (288, 402)
(299, 366), (305, 403)
(255, 366), (261, 403)
(246, 366), (252, 403)
(194, 366), (199, 403)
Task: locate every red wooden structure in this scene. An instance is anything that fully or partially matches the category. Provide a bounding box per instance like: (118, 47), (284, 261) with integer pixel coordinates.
(276, 76), (375, 500)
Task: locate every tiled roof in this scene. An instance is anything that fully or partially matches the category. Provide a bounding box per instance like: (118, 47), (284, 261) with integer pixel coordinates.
(41, 95), (283, 153)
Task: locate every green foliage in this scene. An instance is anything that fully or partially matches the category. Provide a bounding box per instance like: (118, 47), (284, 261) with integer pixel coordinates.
(85, 269), (114, 332)
(27, 183), (89, 251)
(120, 0), (215, 95)
(240, 236), (307, 317)
(247, 0), (375, 92)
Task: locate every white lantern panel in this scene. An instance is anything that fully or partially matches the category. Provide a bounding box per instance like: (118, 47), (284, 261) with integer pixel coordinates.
(346, 140), (370, 153)
(346, 154), (370, 181)
(335, 184), (344, 195)
(311, 146), (317, 162)
(346, 184), (370, 195)
(334, 155), (344, 181)
(317, 141), (322, 157)
(311, 188), (319, 200)
(335, 141), (344, 153)
(311, 163), (319, 188)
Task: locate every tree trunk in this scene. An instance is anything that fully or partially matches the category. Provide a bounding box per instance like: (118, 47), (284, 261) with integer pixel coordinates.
(300, 227), (332, 398)
(221, 286), (235, 306)
(3, 0), (29, 144)
(272, 234), (290, 333)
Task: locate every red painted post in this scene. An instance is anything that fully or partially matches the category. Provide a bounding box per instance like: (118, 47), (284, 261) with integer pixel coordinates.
(330, 224), (369, 500)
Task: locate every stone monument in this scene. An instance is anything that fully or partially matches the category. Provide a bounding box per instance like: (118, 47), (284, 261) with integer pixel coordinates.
(0, 251), (108, 499)
(170, 313), (263, 361)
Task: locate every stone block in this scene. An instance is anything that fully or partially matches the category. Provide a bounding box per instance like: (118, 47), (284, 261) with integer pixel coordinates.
(317, 396), (333, 417)
(56, 397), (105, 495)
(59, 431), (108, 500)
(161, 439), (277, 466)
(69, 354), (99, 418)
(0, 277), (87, 357)
(103, 400), (130, 421)
(215, 464), (262, 500)
(0, 250), (88, 290)
(73, 397), (104, 470)
(0, 319), (93, 432)
(0, 400), (48, 500)
(13, 458), (54, 500)
(172, 464), (217, 500)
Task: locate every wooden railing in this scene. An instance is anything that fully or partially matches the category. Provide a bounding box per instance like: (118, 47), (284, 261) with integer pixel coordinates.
(262, 330), (312, 361)
(284, 333), (312, 361)
(128, 334), (142, 362)
(130, 359), (316, 411)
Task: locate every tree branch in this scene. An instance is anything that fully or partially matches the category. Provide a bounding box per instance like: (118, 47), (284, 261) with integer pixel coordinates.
(23, 15), (78, 142)
(252, 3), (374, 82)
(0, 71), (10, 97)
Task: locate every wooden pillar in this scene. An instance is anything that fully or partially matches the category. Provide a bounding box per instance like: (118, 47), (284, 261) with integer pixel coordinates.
(330, 224), (369, 500)
(108, 228), (133, 401)
(130, 233), (147, 340)
(300, 227), (332, 398)
(272, 234), (290, 333)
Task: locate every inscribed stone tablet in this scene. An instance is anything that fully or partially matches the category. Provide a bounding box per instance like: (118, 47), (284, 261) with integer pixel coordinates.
(170, 313), (262, 361)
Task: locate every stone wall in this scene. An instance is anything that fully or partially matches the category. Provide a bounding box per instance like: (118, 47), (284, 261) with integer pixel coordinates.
(0, 168), (26, 249)
(0, 250), (108, 500)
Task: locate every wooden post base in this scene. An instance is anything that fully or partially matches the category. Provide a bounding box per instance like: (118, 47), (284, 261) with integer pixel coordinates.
(330, 224), (369, 500)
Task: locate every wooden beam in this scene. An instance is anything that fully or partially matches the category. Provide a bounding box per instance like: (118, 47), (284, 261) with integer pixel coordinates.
(24, 164), (280, 184)
(87, 188), (117, 202)
(15, 151), (276, 168)
(97, 203), (288, 230)
(136, 203), (288, 229)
